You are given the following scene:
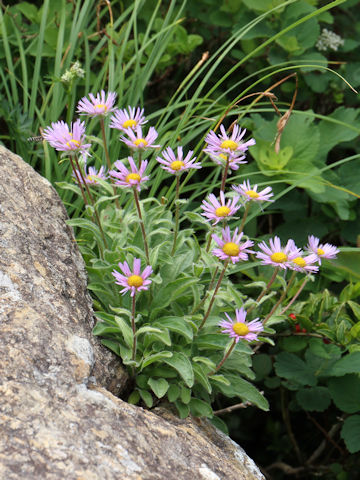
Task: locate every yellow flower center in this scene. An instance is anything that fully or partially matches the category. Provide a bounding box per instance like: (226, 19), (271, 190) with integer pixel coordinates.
(222, 242), (240, 256)
(95, 104), (108, 111)
(317, 248), (325, 256)
(127, 275), (143, 287)
(270, 252), (288, 263)
(220, 140), (238, 151)
(170, 160), (184, 171)
(215, 206), (231, 217)
(245, 190), (260, 199)
(233, 322), (250, 336)
(123, 119), (137, 129)
(86, 175), (98, 183)
(134, 138), (148, 147)
(292, 257), (306, 268)
(66, 139), (81, 148)
(126, 173), (141, 183)
(219, 154), (227, 160)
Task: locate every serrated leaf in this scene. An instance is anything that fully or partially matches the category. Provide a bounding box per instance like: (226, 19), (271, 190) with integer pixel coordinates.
(274, 352), (317, 386)
(296, 386), (331, 412)
(327, 352), (360, 376)
(163, 352), (194, 388)
(341, 415), (360, 453)
(140, 351), (173, 370)
(328, 375), (360, 413)
(147, 378), (169, 398)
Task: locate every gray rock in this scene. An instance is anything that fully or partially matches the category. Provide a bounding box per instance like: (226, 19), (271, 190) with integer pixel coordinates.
(0, 146), (264, 480)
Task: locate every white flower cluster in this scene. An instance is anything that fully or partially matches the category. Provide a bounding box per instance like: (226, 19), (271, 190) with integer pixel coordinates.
(61, 61), (85, 84)
(316, 28), (344, 52)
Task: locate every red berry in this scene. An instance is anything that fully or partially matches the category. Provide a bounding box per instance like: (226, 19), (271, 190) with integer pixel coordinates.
(289, 313), (297, 320)
(323, 338), (331, 344)
(295, 324), (301, 333)
(302, 328), (307, 333)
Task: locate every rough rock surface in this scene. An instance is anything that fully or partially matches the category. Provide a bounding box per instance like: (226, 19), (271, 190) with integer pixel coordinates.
(0, 146), (265, 480)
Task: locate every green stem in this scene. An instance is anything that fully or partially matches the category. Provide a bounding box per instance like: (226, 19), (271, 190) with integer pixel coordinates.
(100, 117), (120, 209)
(205, 225), (214, 253)
(209, 338), (237, 375)
(263, 271), (296, 325)
(280, 276), (309, 316)
(198, 260), (229, 331)
(191, 266), (219, 315)
(171, 175), (180, 256)
(238, 202), (250, 234)
(69, 156), (89, 207)
(247, 267), (279, 315)
(74, 155), (108, 250)
(220, 157), (230, 192)
(133, 187), (150, 264)
(131, 294), (137, 361)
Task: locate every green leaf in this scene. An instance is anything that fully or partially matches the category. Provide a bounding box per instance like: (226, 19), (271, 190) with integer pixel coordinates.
(274, 352), (317, 386)
(192, 356), (217, 370)
(341, 415), (360, 453)
(141, 351), (173, 370)
(163, 352), (194, 388)
(189, 398), (213, 418)
(114, 316), (133, 349)
(139, 389), (153, 408)
(328, 375), (360, 413)
(215, 375), (269, 411)
(175, 400), (190, 419)
(209, 375), (231, 386)
(167, 384), (180, 402)
(327, 352), (360, 376)
(296, 386), (331, 412)
(192, 362), (212, 394)
(280, 336), (308, 352)
(180, 386), (191, 404)
(153, 316), (194, 342)
(147, 378), (169, 399)
(347, 301), (360, 321)
(128, 390), (140, 405)
(135, 326), (164, 337)
(195, 334), (228, 350)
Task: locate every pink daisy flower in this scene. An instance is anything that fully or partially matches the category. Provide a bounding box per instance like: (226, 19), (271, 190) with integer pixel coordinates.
(207, 152), (247, 171)
(212, 226), (254, 264)
(289, 253), (319, 274)
(219, 308), (263, 343)
(306, 235), (340, 265)
(76, 90), (117, 116)
(204, 124), (256, 159)
(109, 157), (149, 191)
(156, 146), (201, 174)
(42, 119), (91, 158)
(112, 258), (152, 297)
(72, 165), (107, 185)
(256, 236), (300, 270)
(232, 180), (274, 203)
(201, 191), (241, 225)
(110, 106), (147, 132)
(120, 126), (160, 150)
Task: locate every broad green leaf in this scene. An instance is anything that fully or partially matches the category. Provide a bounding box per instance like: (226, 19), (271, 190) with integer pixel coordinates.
(328, 375), (360, 413)
(139, 389), (153, 408)
(147, 378), (169, 398)
(280, 336), (308, 352)
(163, 352), (194, 388)
(141, 351), (173, 370)
(327, 352), (360, 376)
(216, 374), (269, 411)
(153, 316), (194, 342)
(92, 323), (121, 336)
(192, 356), (217, 370)
(274, 352), (317, 386)
(189, 398), (213, 418)
(195, 334), (228, 350)
(209, 375), (231, 386)
(180, 386), (191, 404)
(192, 363), (212, 394)
(296, 386), (331, 412)
(135, 326), (163, 337)
(341, 415), (360, 453)
(128, 390), (140, 405)
(175, 400), (190, 419)
(114, 316), (133, 349)
(167, 384), (180, 402)
(101, 339), (121, 357)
